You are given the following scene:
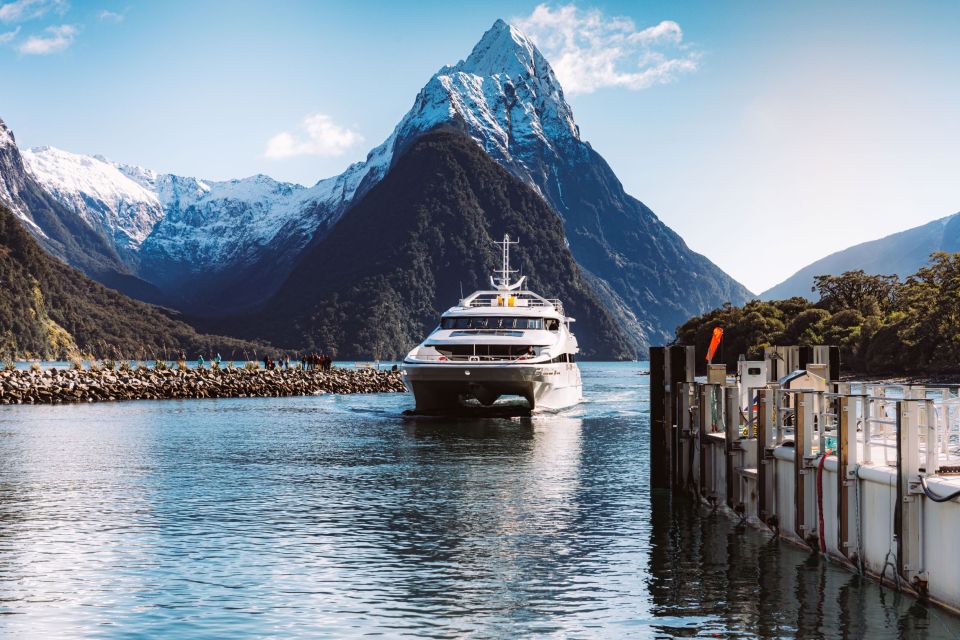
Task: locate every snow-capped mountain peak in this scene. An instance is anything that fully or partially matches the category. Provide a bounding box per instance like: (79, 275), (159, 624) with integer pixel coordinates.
(22, 146), (164, 251)
(3, 18), (750, 334)
(390, 20), (579, 182)
(455, 19), (537, 78)
(5, 19), (587, 308)
(0, 118), (15, 149)
(0, 117), (47, 235)
(436, 19), (562, 100)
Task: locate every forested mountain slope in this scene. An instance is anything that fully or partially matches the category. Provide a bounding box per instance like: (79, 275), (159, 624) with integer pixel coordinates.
(217, 130), (635, 360)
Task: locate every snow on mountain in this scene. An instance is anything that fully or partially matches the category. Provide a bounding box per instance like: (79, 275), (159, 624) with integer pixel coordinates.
(376, 18), (750, 344)
(128, 163), (391, 273)
(22, 147), (164, 253)
(0, 118), (13, 148)
(11, 19), (569, 303)
(9, 18), (750, 334)
(0, 118), (43, 235)
(384, 19), (578, 192)
(135, 173), (309, 267)
(0, 118), (140, 284)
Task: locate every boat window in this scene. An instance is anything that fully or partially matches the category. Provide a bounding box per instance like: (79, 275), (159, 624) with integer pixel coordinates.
(439, 317), (544, 330)
(434, 344), (537, 359)
(450, 330), (524, 337)
(547, 319), (560, 331)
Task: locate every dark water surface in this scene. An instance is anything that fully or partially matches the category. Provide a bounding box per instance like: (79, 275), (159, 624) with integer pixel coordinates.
(1, 363), (958, 638)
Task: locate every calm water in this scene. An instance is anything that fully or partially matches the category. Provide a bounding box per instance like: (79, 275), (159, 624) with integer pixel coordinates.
(1, 363), (958, 639)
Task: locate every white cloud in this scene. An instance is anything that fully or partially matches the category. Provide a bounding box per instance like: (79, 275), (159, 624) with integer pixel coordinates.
(265, 113), (363, 159)
(98, 9), (122, 23)
(0, 0), (67, 23)
(0, 25), (19, 42)
(17, 23), (75, 54)
(513, 4), (700, 95)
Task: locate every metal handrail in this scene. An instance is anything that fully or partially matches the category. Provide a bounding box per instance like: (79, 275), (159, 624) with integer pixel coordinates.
(467, 298), (562, 308)
(406, 354), (543, 363)
(465, 295), (564, 314)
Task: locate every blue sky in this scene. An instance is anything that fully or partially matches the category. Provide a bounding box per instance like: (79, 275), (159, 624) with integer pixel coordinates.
(1, 0), (958, 293)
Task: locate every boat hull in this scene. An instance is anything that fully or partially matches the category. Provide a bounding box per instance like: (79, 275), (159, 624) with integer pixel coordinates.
(401, 361), (582, 412)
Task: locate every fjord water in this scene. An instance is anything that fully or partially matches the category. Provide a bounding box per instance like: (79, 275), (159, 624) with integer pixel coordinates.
(1, 363), (957, 638)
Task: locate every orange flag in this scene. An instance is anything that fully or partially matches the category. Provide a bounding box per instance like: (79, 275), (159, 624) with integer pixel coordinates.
(706, 327), (723, 363)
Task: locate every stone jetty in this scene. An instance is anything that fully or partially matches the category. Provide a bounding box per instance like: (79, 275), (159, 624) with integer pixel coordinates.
(0, 366), (405, 405)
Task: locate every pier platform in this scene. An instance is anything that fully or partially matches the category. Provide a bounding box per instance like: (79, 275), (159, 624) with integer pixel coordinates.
(651, 345), (960, 615)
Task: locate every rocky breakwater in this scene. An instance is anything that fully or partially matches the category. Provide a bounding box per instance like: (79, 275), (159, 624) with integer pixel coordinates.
(0, 366), (406, 405)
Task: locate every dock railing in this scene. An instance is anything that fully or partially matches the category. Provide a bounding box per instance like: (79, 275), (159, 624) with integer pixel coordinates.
(651, 344), (960, 611)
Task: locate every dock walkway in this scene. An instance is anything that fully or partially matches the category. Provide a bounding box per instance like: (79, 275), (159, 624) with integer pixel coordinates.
(651, 345), (960, 615)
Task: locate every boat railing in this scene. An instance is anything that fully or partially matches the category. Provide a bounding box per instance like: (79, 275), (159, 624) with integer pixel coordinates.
(408, 354), (543, 363)
(465, 297), (564, 314)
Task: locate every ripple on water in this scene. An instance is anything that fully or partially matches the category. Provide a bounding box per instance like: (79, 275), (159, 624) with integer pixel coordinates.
(0, 362), (957, 638)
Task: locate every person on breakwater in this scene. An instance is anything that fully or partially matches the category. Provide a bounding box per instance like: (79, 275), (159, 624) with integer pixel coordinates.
(215, 353), (221, 367)
(197, 355), (205, 369)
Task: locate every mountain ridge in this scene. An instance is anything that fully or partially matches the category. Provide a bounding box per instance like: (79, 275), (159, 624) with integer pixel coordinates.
(0, 118), (167, 303)
(761, 212), (960, 300)
(210, 129), (635, 360)
(0, 201), (260, 360)
(7, 18), (751, 348)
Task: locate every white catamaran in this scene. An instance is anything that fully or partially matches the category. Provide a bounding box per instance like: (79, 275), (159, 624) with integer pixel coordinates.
(401, 234), (583, 412)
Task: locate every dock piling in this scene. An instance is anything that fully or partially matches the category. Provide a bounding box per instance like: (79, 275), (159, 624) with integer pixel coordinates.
(651, 342), (960, 612)
(649, 347), (668, 489)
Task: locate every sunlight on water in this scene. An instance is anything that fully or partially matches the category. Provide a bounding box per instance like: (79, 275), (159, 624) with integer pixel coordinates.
(0, 362), (957, 638)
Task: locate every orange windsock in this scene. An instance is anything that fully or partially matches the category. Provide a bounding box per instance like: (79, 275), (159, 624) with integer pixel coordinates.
(706, 327), (723, 363)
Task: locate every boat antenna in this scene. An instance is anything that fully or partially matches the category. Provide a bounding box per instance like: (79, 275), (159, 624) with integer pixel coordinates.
(491, 233), (525, 291)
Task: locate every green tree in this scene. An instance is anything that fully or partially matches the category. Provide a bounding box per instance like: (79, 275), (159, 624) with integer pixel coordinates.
(813, 270), (898, 314)
(888, 253), (960, 372)
(676, 253), (960, 375)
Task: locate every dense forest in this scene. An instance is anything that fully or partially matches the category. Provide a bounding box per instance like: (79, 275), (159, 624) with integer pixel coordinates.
(213, 129), (636, 360)
(677, 252), (960, 374)
(0, 203), (261, 361)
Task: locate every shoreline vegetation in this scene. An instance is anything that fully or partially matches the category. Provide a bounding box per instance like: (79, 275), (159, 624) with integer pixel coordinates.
(0, 362), (404, 405)
(677, 252), (960, 377)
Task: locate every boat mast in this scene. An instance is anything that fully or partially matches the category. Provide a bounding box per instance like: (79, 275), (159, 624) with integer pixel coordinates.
(494, 234), (519, 289)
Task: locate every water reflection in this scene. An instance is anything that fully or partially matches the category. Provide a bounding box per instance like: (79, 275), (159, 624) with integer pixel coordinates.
(375, 414), (593, 635)
(648, 490), (960, 638)
(0, 364), (957, 638)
